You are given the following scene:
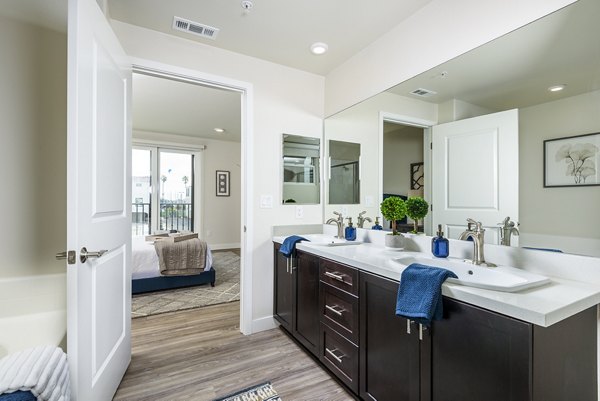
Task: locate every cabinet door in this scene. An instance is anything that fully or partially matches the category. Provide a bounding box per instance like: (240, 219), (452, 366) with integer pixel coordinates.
(360, 271), (421, 401)
(273, 243), (293, 331)
(431, 298), (532, 401)
(293, 250), (320, 355)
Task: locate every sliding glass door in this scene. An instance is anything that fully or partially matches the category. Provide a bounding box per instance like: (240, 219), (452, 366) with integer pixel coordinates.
(132, 146), (196, 235)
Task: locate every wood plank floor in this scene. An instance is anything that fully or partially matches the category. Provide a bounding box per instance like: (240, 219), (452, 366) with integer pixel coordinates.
(114, 301), (353, 400)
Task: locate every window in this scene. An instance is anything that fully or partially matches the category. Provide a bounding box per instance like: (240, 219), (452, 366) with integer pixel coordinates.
(132, 146), (198, 235)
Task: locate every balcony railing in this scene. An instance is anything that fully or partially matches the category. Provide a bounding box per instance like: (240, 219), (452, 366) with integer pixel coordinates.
(132, 202), (193, 235)
(160, 202), (193, 232)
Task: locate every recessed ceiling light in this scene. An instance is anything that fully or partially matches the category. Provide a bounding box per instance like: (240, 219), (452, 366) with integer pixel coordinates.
(548, 84), (566, 92)
(214, 128), (225, 133)
(310, 42), (328, 55)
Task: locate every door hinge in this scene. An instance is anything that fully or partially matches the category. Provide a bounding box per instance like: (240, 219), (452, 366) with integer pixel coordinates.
(430, 142), (433, 150)
(430, 204), (433, 211)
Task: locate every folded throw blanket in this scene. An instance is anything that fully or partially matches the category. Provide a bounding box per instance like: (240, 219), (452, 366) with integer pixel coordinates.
(155, 238), (207, 276)
(279, 235), (309, 258)
(0, 346), (70, 401)
(395, 263), (457, 326)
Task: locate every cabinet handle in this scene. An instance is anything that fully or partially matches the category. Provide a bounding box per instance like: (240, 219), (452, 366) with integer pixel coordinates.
(407, 319), (415, 334)
(419, 323), (428, 341)
(324, 271), (345, 282)
(325, 304), (345, 316)
(325, 347), (345, 364)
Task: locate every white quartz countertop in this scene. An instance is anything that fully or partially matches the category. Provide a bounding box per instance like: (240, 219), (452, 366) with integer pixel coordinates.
(273, 236), (600, 327)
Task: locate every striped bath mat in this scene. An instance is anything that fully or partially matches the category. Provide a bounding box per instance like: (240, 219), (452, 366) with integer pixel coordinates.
(214, 382), (281, 401)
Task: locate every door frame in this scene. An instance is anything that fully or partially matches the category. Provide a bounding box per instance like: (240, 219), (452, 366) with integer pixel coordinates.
(378, 112), (436, 235)
(130, 57), (254, 335)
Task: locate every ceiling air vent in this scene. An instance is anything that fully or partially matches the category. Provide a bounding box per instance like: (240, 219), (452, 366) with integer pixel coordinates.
(172, 17), (219, 40)
(410, 88), (437, 97)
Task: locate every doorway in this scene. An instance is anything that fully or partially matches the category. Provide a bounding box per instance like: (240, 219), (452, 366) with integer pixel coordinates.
(130, 62), (253, 334)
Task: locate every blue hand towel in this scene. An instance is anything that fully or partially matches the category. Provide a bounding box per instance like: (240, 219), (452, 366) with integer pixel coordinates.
(279, 235), (309, 258)
(395, 263), (457, 326)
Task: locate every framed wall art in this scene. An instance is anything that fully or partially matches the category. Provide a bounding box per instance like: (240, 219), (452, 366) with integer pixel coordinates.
(544, 132), (599, 188)
(216, 170), (230, 196)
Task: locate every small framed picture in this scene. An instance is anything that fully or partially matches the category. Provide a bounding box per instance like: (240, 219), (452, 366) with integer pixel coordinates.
(544, 132), (600, 188)
(216, 170), (230, 196)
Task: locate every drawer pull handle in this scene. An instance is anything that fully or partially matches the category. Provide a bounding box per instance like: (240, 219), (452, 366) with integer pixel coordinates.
(325, 347), (345, 364)
(325, 304), (345, 316)
(324, 271), (346, 282)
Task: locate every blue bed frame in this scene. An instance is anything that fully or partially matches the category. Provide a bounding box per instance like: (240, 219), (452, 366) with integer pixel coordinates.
(132, 267), (216, 294)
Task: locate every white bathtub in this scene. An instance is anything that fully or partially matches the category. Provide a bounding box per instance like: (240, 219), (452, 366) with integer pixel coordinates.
(0, 274), (66, 359)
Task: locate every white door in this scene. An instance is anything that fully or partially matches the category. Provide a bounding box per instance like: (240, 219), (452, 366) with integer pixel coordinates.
(431, 109), (519, 244)
(66, 0), (132, 399)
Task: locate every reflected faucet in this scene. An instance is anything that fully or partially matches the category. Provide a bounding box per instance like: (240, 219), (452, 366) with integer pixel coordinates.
(458, 218), (496, 267)
(357, 211), (372, 228)
(326, 211), (345, 239)
(498, 216), (520, 246)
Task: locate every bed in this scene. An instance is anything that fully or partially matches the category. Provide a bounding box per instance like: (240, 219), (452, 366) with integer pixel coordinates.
(132, 235), (215, 294)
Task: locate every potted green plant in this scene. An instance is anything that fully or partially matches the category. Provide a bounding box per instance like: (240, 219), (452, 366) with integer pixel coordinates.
(406, 196), (429, 233)
(380, 196), (407, 248)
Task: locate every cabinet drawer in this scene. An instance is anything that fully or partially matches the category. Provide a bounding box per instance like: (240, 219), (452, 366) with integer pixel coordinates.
(320, 282), (359, 344)
(320, 258), (358, 296)
(320, 324), (359, 393)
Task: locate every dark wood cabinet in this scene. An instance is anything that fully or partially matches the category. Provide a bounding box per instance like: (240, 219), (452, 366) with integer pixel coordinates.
(293, 250), (320, 354)
(273, 245), (598, 401)
(273, 243), (293, 332)
(273, 244), (320, 354)
(359, 271), (424, 401)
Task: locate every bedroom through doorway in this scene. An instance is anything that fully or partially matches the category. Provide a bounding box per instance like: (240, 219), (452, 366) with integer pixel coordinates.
(129, 69), (243, 319)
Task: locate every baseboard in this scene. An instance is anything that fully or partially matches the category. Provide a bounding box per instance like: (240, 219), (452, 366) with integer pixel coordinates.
(210, 242), (241, 250)
(251, 315), (278, 333)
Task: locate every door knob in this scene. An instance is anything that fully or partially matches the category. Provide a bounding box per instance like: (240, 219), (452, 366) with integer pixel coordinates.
(80, 247), (108, 263)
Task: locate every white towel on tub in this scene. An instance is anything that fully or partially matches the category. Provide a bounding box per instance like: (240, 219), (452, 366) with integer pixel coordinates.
(0, 346), (70, 401)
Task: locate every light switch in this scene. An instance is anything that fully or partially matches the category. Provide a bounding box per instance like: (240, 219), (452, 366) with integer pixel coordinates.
(260, 194), (273, 209)
(295, 206), (304, 219)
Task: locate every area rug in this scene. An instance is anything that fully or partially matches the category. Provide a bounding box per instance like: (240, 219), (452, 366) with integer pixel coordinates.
(214, 382), (281, 401)
(132, 251), (240, 318)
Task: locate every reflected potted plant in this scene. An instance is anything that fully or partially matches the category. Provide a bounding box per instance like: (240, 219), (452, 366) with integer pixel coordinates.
(380, 196), (407, 248)
(406, 196), (429, 234)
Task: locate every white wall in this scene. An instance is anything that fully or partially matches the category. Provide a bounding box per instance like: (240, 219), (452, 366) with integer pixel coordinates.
(0, 16), (67, 279)
(112, 20), (325, 330)
(324, 91), (436, 221)
(519, 89), (600, 256)
(383, 125), (424, 196)
(438, 99), (495, 123)
(133, 130), (242, 249)
(325, 0), (577, 116)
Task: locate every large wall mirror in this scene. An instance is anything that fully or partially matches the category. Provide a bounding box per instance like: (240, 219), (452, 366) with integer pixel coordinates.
(282, 134), (320, 205)
(329, 140), (360, 204)
(323, 0), (600, 257)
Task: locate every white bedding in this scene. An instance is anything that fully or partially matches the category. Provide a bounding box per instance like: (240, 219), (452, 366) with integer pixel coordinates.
(132, 236), (213, 280)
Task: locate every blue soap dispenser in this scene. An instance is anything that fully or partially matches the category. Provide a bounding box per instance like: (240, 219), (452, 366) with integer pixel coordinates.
(372, 217), (383, 230)
(432, 224), (449, 258)
(345, 217), (357, 241)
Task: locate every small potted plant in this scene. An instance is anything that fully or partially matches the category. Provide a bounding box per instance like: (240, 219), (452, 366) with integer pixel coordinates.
(406, 196), (429, 234)
(380, 196), (407, 248)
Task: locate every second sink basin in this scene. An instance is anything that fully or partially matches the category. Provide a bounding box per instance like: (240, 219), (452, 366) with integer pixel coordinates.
(392, 254), (551, 293)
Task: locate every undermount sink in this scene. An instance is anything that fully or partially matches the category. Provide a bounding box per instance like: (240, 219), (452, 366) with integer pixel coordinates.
(302, 234), (363, 247)
(392, 254), (551, 293)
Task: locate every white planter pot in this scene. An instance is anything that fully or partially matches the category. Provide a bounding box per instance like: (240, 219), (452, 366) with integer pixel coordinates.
(385, 234), (404, 248)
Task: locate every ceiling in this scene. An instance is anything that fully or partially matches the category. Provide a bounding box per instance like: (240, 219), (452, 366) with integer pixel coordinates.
(132, 73), (242, 142)
(387, 0), (600, 111)
(107, 0), (433, 76)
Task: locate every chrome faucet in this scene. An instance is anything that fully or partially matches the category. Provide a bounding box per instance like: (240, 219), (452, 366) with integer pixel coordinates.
(458, 218), (496, 267)
(357, 211), (372, 228)
(498, 216), (520, 246)
(326, 211), (345, 239)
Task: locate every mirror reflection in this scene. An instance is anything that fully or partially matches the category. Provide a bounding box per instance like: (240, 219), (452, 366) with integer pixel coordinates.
(282, 134), (320, 205)
(329, 140), (360, 204)
(323, 0), (600, 257)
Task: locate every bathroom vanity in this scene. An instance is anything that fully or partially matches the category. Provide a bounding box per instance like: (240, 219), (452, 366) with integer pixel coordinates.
(273, 238), (598, 401)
